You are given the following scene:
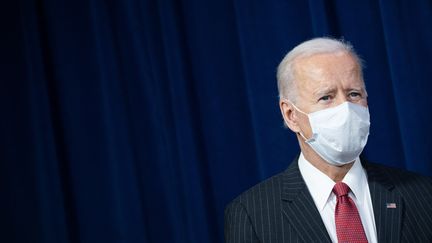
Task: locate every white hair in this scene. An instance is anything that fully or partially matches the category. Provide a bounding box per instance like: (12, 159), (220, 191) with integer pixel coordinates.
(277, 37), (364, 103)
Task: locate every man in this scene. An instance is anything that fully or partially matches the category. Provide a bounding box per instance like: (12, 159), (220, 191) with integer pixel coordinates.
(224, 38), (432, 243)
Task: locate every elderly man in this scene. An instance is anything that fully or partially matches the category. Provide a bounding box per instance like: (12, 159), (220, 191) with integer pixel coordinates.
(224, 38), (432, 243)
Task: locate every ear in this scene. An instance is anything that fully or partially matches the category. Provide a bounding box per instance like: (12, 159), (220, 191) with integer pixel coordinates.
(279, 99), (302, 133)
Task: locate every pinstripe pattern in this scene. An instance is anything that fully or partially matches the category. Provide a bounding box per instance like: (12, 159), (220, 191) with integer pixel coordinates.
(365, 162), (432, 243)
(224, 157), (432, 243)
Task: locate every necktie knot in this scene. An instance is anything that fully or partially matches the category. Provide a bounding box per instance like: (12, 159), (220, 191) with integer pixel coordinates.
(333, 182), (350, 197)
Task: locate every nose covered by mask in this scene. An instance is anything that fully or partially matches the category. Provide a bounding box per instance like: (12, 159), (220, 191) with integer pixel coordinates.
(291, 102), (370, 166)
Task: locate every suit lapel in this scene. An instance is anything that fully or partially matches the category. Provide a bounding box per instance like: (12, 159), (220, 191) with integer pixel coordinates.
(364, 162), (403, 243)
(281, 158), (332, 243)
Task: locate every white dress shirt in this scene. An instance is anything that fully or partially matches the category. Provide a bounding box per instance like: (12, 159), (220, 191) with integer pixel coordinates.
(298, 153), (378, 243)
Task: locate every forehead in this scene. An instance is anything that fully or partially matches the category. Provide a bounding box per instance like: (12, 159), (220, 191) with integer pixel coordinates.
(293, 52), (364, 92)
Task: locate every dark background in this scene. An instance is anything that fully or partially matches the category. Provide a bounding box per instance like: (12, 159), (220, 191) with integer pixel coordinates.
(1, 0), (432, 242)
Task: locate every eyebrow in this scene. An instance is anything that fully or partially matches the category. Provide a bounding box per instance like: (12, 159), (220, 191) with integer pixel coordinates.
(313, 87), (336, 97)
(312, 86), (365, 98)
(345, 87), (365, 92)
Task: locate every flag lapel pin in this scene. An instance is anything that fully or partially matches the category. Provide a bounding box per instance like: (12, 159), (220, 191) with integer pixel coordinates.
(386, 203), (397, 209)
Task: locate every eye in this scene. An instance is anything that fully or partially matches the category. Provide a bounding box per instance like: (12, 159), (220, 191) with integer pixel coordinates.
(348, 92), (362, 99)
(319, 95), (332, 102)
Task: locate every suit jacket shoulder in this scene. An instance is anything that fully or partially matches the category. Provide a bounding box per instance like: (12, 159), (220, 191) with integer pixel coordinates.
(365, 161), (432, 207)
(224, 158), (332, 243)
(224, 170), (285, 242)
(364, 161), (432, 242)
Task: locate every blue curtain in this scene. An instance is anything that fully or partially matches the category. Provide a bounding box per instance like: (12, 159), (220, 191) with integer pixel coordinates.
(2, 0), (432, 242)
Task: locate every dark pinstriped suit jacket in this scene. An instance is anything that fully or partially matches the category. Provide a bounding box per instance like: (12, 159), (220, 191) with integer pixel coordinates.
(224, 157), (432, 243)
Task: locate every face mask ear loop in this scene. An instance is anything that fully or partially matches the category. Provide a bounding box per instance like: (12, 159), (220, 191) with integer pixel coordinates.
(298, 131), (309, 141)
(288, 101), (307, 116)
(287, 100), (310, 141)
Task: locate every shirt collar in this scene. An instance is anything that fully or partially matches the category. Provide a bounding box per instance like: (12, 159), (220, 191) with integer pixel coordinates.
(298, 153), (367, 211)
(342, 157), (367, 206)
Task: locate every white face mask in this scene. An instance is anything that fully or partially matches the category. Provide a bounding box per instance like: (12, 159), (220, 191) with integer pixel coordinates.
(291, 102), (370, 166)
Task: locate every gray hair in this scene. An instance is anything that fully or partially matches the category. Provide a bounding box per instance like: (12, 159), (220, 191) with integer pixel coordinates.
(276, 37), (364, 103)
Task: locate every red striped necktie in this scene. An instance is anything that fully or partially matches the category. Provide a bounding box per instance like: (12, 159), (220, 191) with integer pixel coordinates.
(333, 182), (368, 243)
